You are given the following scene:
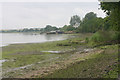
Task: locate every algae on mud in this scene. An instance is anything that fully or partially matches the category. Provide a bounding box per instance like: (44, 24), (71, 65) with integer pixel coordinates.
(2, 33), (91, 77)
(44, 45), (118, 78)
(1, 33), (118, 78)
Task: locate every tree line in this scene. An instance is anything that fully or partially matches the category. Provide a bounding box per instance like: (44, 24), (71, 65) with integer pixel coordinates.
(86, 1), (120, 45)
(0, 12), (111, 33)
(1, 1), (119, 35)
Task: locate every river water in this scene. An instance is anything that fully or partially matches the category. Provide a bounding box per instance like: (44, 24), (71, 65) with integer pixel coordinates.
(0, 33), (72, 47)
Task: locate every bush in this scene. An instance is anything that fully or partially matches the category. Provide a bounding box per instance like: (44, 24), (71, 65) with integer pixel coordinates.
(90, 31), (119, 44)
(111, 31), (120, 41)
(85, 37), (89, 43)
(90, 31), (109, 42)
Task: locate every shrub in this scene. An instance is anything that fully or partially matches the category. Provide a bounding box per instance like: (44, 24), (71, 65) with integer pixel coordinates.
(90, 30), (119, 44)
(85, 37), (89, 43)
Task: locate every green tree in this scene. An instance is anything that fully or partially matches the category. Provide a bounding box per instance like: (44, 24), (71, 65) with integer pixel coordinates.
(44, 25), (58, 32)
(70, 15), (81, 27)
(61, 25), (76, 31)
(78, 12), (102, 33)
(100, 2), (120, 31)
(84, 12), (97, 21)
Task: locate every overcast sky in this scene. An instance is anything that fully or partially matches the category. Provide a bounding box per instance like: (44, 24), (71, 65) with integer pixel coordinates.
(0, 1), (106, 30)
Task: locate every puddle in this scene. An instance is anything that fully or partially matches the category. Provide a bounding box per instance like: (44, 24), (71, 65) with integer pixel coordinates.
(41, 49), (75, 54)
(83, 49), (94, 52)
(0, 60), (7, 66)
(41, 51), (62, 53)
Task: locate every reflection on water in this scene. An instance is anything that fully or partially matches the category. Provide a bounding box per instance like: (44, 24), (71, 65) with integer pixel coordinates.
(0, 33), (70, 47)
(44, 34), (65, 40)
(41, 51), (62, 53)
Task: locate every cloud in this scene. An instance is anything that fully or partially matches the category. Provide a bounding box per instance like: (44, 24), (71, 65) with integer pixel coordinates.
(0, 3), (2, 30)
(1, 2), (106, 30)
(0, 0), (98, 2)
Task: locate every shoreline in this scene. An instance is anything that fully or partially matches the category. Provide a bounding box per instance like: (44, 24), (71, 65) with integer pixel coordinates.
(0, 39), (66, 48)
(1, 33), (118, 78)
(2, 33), (90, 77)
(0, 33), (81, 48)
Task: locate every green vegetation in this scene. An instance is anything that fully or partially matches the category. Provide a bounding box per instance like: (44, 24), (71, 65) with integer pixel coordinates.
(70, 15), (81, 27)
(40, 25), (59, 33)
(0, 28), (41, 33)
(78, 12), (101, 33)
(87, 31), (119, 47)
(2, 34), (90, 67)
(0, 25), (59, 33)
(60, 25), (76, 32)
(2, 33), (92, 77)
(43, 2), (120, 78)
(100, 2), (120, 31)
(1, 1), (119, 78)
(44, 45), (118, 78)
(2, 32), (118, 78)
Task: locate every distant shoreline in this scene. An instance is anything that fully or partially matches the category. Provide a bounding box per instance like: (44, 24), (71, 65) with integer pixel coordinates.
(0, 33), (79, 48)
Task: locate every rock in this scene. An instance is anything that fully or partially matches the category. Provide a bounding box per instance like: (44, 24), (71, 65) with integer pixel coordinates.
(43, 70), (49, 73)
(83, 69), (87, 72)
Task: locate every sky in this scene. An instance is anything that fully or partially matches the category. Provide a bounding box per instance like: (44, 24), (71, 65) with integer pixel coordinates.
(0, 0), (106, 30)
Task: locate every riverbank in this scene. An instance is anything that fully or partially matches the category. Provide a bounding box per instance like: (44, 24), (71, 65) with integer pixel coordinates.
(1, 33), (118, 78)
(0, 33), (78, 47)
(44, 44), (118, 78)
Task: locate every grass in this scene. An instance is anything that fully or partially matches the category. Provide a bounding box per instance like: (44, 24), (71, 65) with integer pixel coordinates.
(2, 33), (92, 77)
(2, 33), (92, 59)
(2, 53), (59, 68)
(1, 33), (119, 78)
(44, 45), (118, 78)
(87, 31), (119, 47)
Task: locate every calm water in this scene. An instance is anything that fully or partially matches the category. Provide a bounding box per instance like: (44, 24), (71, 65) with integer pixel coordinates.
(0, 33), (71, 47)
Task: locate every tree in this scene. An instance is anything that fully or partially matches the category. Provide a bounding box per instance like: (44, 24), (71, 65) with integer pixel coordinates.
(70, 15), (81, 28)
(84, 12), (97, 21)
(66, 25), (76, 31)
(61, 25), (76, 31)
(43, 25), (58, 32)
(78, 12), (102, 33)
(100, 2), (120, 31)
